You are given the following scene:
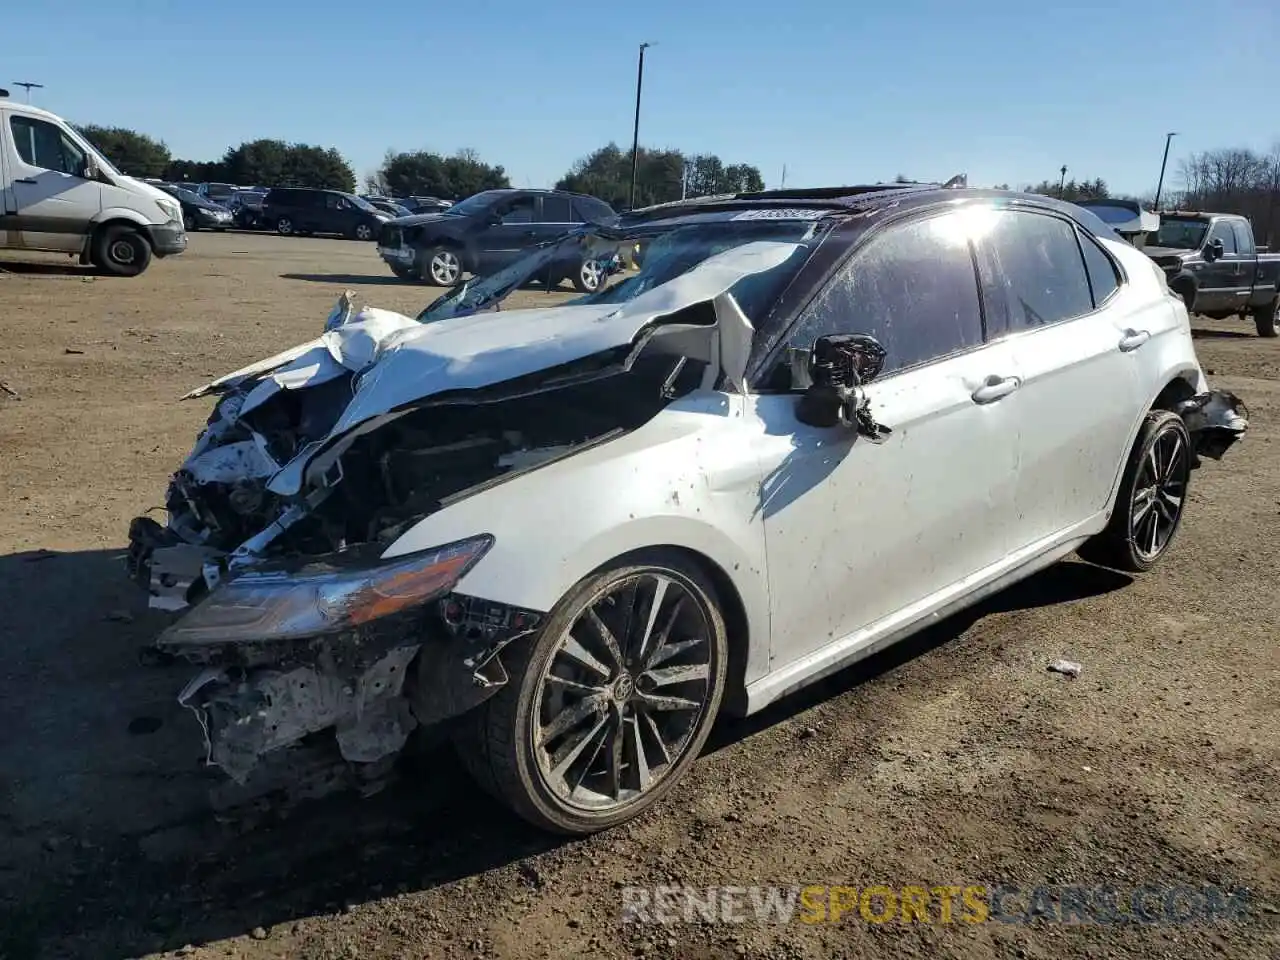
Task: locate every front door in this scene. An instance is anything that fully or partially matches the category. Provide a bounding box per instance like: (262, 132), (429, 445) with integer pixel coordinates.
(3, 112), (101, 252)
(1196, 219), (1243, 313)
(975, 209), (1144, 548)
(753, 209), (1020, 672)
(476, 193), (539, 272)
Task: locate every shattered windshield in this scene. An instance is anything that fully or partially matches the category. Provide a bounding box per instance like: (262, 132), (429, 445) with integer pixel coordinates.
(1152, 217), (1209, 250)
(415, 215), (828, 325)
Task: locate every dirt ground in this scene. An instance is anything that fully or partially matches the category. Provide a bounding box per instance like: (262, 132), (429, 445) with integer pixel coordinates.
(0, 233), (1277, 960)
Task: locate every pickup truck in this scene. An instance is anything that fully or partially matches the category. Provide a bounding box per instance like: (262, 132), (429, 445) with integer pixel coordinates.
(1144, 211), (1280, 337)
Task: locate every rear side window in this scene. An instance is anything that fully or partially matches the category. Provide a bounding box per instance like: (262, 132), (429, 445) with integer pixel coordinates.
(983, 211), (1094, 330)
(573, 197), (614, 223)
(1231, 221), (1255, 257)
(785, 211), (984, 378)
(540, 195), (573, 223)
(1078, 230), (1121, 307)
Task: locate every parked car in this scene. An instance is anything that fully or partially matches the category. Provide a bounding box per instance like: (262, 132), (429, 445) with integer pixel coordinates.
(260, 187), (390, 240)
(196, 182), (241, 207)
(400, 196), (452, 213)
(1140, 212), (1280, 337)
(377, 188), (617, 289)
(0, 89), (185, 275)
(128, 184), (1247, 833)
(158, 183), (234, 231)
(364, 197), (413, 218)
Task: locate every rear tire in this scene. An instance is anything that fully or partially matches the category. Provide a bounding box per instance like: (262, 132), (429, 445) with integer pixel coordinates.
(276, 217), (294, 236)
(1079, 411), (1192, 573)
(91, 226), (152, 277)
(1252, 298), (1278, 337)
(452, 549), (728, 835)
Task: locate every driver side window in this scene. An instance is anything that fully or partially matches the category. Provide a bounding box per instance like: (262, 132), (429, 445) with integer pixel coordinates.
(10, 116), (85, 175)
(1208, 220), (1237, 255)
(780, 212), (985, 385)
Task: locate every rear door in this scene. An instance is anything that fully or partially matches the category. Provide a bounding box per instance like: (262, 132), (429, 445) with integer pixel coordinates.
(535, 193), (578, 244)
(475, 193), (539, 272)
(0, 107), (14, 224)
(977, 208), (1143, 547)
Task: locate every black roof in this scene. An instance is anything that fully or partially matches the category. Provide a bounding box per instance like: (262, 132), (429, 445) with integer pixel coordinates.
(623, 184), (1124, 242)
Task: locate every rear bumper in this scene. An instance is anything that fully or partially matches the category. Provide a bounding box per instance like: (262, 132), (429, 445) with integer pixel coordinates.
(1177, 390), (1249, 460)
(151, 223), (188, 257)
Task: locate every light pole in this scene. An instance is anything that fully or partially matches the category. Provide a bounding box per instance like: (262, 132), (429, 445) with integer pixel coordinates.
(1058, 165), (1068, 197)
(628, 42), (651, 211)
(12, 81), (43, 103)
(1154, 132), (1178, 211)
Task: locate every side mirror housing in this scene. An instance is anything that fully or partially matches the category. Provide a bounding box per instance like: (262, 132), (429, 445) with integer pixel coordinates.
(82, 157), (100, 181)
(1206, 238), (1224, 262)
(795, 334), (889, 431)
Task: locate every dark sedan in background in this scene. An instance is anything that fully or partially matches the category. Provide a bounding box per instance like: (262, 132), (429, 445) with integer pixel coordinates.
(376, 188), (617, 290)
(158, 184), (234, 231)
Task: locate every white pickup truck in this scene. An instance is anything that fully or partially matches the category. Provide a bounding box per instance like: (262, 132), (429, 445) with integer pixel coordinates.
(0, 89), (186, 275)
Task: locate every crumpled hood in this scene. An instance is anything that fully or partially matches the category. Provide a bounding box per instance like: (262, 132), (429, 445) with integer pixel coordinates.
(185, 239), (800, 495)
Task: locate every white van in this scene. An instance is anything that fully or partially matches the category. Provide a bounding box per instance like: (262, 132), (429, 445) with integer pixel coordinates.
(0, 90), (186, 275)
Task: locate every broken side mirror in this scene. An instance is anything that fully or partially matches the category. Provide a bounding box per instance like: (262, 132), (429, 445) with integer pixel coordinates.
(1205, 238), (1224, 262)
(795, 334), (891, 443)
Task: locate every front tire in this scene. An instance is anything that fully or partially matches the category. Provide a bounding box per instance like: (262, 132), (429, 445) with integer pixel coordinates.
(422, 246), (463, 286)
(1079, 411), (1192, 573)
(91, 226), (152, 277)
(453, 550), (728, 835)
(275, 216), (294, 236)
(1252, 298), (1278, 338)
(353, 223), (374, 241)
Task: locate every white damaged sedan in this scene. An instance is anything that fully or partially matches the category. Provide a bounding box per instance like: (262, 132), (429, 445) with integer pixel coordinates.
(129, 185), (1248, 833)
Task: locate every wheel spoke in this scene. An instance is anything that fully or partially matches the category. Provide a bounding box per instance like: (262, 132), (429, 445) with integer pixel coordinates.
(638, 692), (700, 712)
(629, 715), (652, 790)
(644, 663), (710, 687)
(641, 596), (688, 669)
(545, 673), (608, 696)
(540, 692), (607, 746)
(550, 713), (609, 779)
(1146, 508), (1161, 554)
(645, 634), (699, 671)
(637, 705), (671, 765)
(583, 607), (625, 672)
(559, 635), (612, 679)
(632, 575), (671, 664)
(605, 714), (625, 800)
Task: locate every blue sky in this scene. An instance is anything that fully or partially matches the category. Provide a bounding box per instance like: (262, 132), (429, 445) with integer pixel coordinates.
(8, 0), (1278, 195)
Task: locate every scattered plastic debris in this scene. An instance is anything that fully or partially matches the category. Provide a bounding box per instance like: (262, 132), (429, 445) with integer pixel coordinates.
(1047, 659), (1083, 679)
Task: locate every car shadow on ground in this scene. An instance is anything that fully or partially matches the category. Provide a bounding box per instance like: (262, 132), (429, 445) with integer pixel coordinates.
(280, 272), (417, 286)
(0, 260), (95, 277)
(0, 548), (1129, 958)
(1190, 326), (1257, 340)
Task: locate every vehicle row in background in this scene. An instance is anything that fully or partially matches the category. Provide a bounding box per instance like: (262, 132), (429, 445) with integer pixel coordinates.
(377, 188), (619, 290)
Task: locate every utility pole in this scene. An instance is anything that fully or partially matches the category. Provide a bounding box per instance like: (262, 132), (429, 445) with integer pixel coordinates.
(1154, 131), (1178, 211)
(12, 81), (43, 103)
(1058, 165), (1068, 198)
(628, 42), (651, 211)
(780, 164), (787, 190)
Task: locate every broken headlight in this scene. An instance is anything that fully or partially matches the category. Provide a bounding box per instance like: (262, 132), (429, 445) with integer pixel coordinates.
(158, 535), (493, 647)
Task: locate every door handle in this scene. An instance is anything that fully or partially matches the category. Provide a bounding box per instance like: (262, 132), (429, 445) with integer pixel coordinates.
(971, 375), (1020, 404)
(15, 178), (36, 184)
(1118, 329), (1150, 352)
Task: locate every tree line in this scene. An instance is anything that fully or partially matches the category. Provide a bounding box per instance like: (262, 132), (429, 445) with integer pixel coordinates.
(73, 124), (766, 209)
